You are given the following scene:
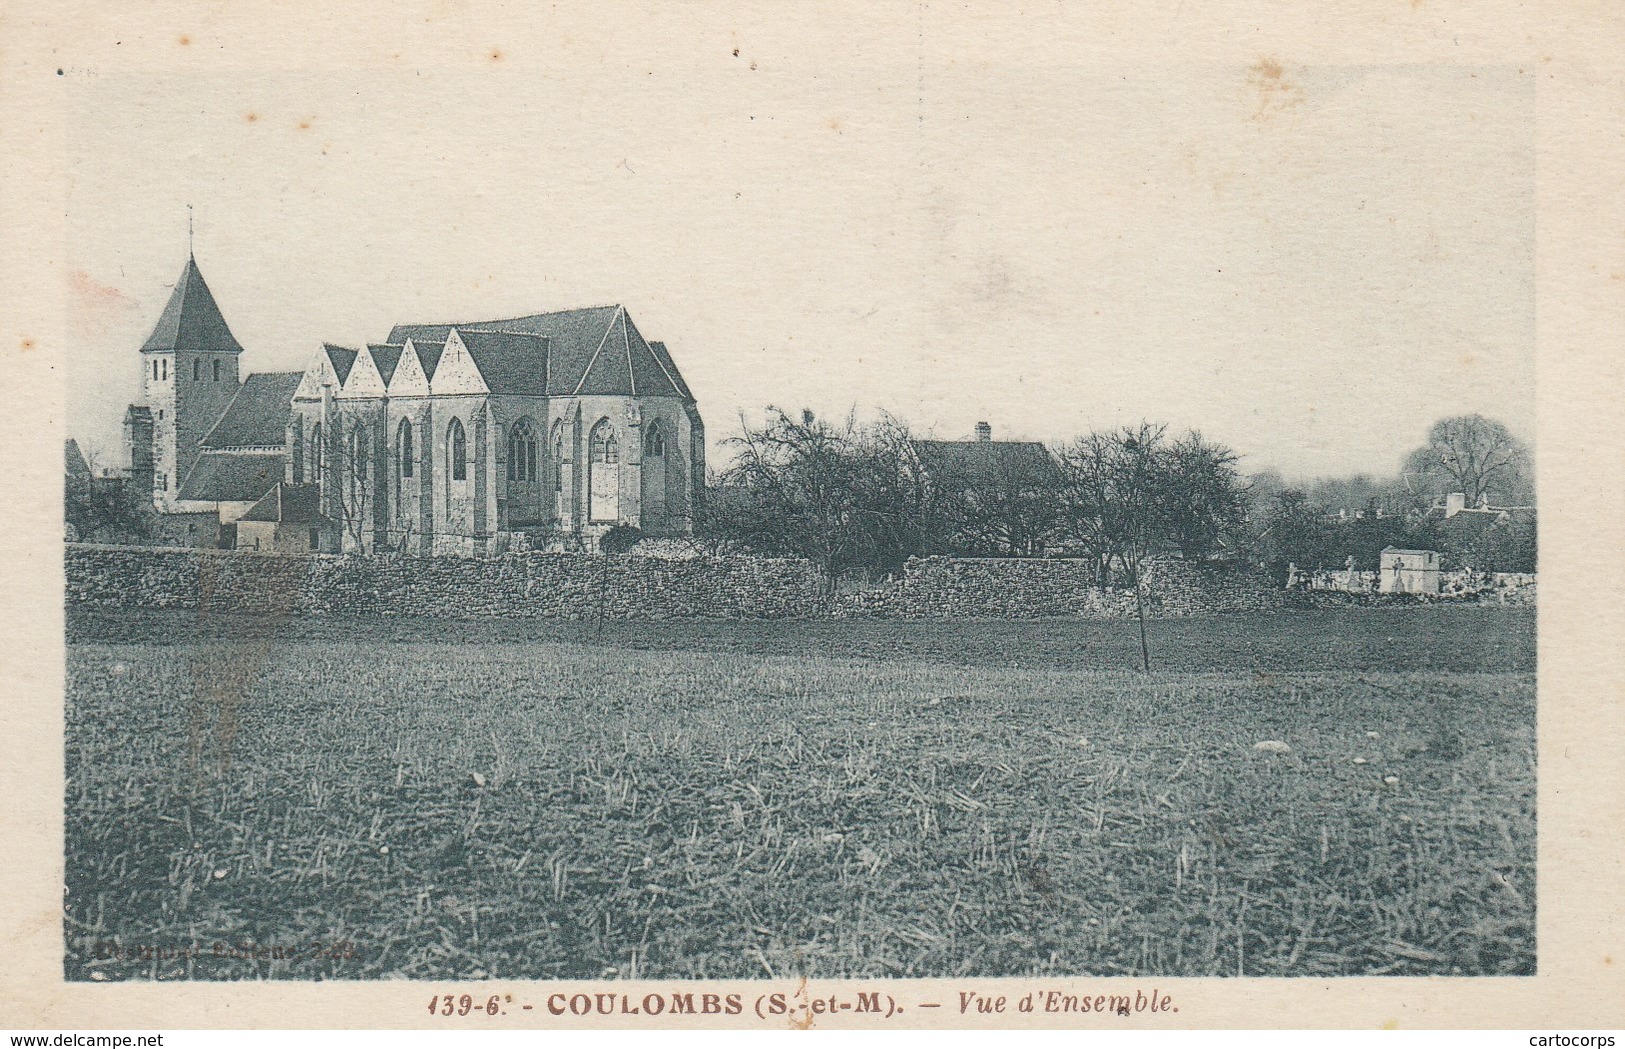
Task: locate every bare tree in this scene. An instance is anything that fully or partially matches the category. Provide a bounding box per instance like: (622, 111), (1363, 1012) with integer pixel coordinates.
(1160, 430), (1248, 562)
(716, 408), (940, 586)
(330, 417), (378, 553)
(1054, 423), (1248, 672)
(1405, 414), (1530, 506)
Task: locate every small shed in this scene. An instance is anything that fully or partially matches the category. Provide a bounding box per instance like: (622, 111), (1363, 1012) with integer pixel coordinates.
(235, 483), (328, 554)
(1379, 547), (1440, 595)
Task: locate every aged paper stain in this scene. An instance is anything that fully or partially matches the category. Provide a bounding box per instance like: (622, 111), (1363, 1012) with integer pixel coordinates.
(1249, 57), (1304, 120)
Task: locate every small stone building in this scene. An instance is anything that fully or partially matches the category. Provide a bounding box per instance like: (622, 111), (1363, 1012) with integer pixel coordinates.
(235, 483), (327, 554)
(1379, 547), (1440, 595)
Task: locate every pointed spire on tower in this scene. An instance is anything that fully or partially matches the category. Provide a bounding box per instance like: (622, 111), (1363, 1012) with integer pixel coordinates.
(139, 252), (245, 355)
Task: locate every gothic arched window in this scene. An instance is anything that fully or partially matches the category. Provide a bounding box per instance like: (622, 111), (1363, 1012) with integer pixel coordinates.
(588, 418), (619, 523)
(590, 420), (619, 466)
(311, 423), (323, 481)
(644, 421), (666, 458)
(398, 419), (414, 479)
(448, 418), (467, 481)
(508, 419), (538, 483)
(551, 420), (566, 488)
(350, 424), (369, 479)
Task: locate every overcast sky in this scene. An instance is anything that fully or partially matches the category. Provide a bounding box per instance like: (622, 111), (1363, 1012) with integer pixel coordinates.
(63, 53), (1533, 480)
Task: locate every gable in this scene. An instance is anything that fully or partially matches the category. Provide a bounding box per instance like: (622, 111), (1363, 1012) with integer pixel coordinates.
(427, 330), (489, 397)
(340, 347), (388, 399)
(389, 340), (432, 396)
(387, 304), (693, 401)
(293, 345), (338, 401)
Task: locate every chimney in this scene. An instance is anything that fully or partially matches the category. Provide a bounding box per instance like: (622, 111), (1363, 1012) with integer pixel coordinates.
(1445, 492), (1465, 518)
(975, 421), (992, 443)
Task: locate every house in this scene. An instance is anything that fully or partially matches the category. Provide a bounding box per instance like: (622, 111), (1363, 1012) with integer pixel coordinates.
(123, 252), (706, 555)
(234, 483), (327, 554)
(1379, 547), (1440, 595)
(911, 422), (1061, 557)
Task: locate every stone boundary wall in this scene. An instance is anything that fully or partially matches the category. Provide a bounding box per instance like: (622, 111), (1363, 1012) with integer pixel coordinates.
(1307, 568), (1537, 599)
(1297, 572), (1537, 609)
(64, 544), (829, 620)
(840, 557), (1279, 619)
(64, 545), (1532, 621)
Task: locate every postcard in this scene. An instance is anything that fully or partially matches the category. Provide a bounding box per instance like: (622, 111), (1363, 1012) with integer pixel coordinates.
(3, 0), (1622, 1032)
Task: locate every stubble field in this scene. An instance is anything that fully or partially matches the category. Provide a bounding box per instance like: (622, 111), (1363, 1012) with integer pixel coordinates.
(64, 608), (1536, 980)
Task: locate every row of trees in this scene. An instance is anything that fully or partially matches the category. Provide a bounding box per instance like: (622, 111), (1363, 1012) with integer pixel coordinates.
(703, 409), (1535, 584)
(706, 409), (1249, 588)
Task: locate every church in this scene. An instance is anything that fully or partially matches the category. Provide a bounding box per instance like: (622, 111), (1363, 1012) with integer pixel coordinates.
(124, 254), (705, 554)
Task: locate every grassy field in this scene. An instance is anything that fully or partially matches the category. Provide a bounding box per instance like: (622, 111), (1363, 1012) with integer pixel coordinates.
(65, 608), (1535, 980)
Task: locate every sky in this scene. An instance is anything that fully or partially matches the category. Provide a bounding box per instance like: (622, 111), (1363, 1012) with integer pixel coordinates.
(62, 49), (1534, 481)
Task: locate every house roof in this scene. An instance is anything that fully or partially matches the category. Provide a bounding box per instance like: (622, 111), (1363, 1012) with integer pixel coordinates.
(200, 371), (302, 449)
(140, 255), (246, 355)
(368, 344), (405, 385)
(175, 451), (284, 503)
(323, 343), (359, 385)
(912, 440), (1059, 487)
(239, 482), (324, 524)
(388, 305), (692, 400)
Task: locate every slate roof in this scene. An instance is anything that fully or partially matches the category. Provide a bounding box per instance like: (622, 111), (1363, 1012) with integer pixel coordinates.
(912, 440), (1060, 488)
(388, 305), (692, 400)
(240, 482), (323, 524)
(200, 371), (302, 449)
(368, 344), (405, 385)
(140, 256), (246, 355)
(406, 337), (447, 381)
(647, 340), (693, 400)
(176, 451), (284, 503)
(456, 330), (551, 396)
(323, 344), (359, 385)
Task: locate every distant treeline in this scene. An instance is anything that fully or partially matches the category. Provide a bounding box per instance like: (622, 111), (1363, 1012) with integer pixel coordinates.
(699, 410), (1535, 582)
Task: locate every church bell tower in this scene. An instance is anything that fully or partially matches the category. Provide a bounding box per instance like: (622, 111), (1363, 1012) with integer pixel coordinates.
(134, 253), (246, 508)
